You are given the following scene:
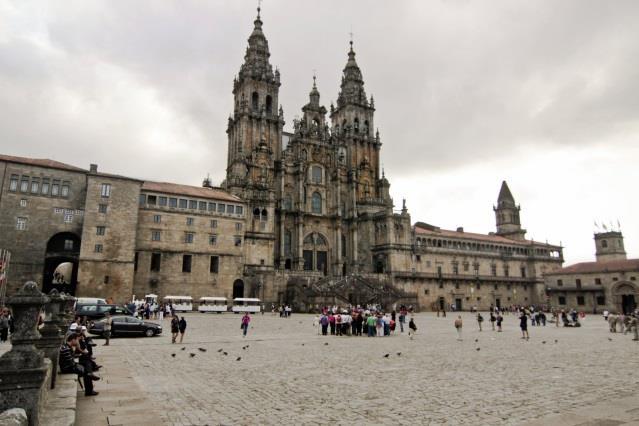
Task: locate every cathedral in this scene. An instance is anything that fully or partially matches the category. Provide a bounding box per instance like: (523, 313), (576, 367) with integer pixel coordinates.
(0, 8), (567, 312)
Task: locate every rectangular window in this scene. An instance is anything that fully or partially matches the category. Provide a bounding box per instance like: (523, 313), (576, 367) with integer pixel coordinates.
(134, 252), (139, 272)
(41, 179), (50, 195)
(595, 278), (602, 285)
(20, 199), (27, 207)
(179, 199), (187, 209)
(159, 196), (167, 206)
(30, 180), (39, 194)
(235, 223), (242, 231)
(311, 166), (322, 184)
(186, 217), (194, 226)
(303, 250), (313, 270)
(189, 200), (197, 209)
(139, 194), (146, 205)
(210, 256), (219, 273)
(147, 195), (157, 205)
(54, 207), (63, 214)
(185, 233), (194, 244)
(9, 175), (18, 192)
(491, 265), (497, 276)
(236, 206), (243, 216)
(63, 212), (73, 223)
(596, 295), (606, 305)
(150, 252), (161, 271)
(227, 205), (235, 214)
(415, 255), (421, 262)
(169, 198), (178, 208)
(577, 296), (585, 306)
(477, 283), (481, 290)
(104, 275), (110, 284)
(217, 203), (226, 213)
(151, 230), (161, 241)
(182, 255), (192, 273)
(557, 279), (563, 286)
(98, 204), (108, 214)
(209, 234), (217, 245)
(576, 278), (582, 288)
(520, 267), (526, 278)
(61, 183), (69, 197)
(437, 266), (442, 277)
(234, 236), (242, 246)
(153, 214), (161, 223)
(96, 226), (106, 236)
(463, 263), (469, 272)
(16, 217), (27, 230)
(94, 244), (103, 253)
(100, 183), (111, 198)
(20, 177), (29, 192)
(208, 202), (216, 212)
(210, 220), (217, 228)
(198, 201), (207, 211)
(473, 263), (479, 275)
(504, 266), (509, 277)
(452, 264), (459, 275)
(64, 239), (74, 250)
(51, 180), (60, 196)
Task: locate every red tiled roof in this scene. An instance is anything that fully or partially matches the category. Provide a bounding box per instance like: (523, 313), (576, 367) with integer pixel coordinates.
(414, 223), (558, 247)
(141, 181), (241, 203)
(0, 154), (86, 172)
(549, 259), (639, 275)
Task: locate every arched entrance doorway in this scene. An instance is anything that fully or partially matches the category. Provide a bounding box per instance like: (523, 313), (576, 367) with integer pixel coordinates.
(233, 279), (244, 299)
(43, 232), (81, 295)
(302, 233), (328, 275)
(613, 282), (637, 314)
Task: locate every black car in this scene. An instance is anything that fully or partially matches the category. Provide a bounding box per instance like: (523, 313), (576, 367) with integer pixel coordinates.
(89, 315), (162, 337)
(75, 304), (133, 320)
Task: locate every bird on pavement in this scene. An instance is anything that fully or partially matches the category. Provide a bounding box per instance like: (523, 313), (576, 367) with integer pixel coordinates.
(383, 354), (390, 358)
(396, 352), (401, 357)
(189, 353), (196, 358)
(181, 347), (186, 351)
(198, 348), (207, 352)
(171, 353), (176, 357)
(217, 349), (223, 353)
(236, 357), (242, 361)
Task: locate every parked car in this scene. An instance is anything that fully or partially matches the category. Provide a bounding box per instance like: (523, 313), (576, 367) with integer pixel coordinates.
(75, 304), (133, 320)
(89, 315), (162, 337)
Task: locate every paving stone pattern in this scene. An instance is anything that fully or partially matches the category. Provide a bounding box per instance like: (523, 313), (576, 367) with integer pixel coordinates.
(79, 312), (639, 425)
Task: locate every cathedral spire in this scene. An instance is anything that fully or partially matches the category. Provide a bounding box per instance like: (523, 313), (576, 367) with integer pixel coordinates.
(336, 40), (367, 108)
(238, 3), (275, 84)
(309, 74), (320, 107)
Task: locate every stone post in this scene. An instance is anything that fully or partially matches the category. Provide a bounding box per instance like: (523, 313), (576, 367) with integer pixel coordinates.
(34, 289), (66, 389)
(60, 292), (76, 325)
(0, 282), (50, 426)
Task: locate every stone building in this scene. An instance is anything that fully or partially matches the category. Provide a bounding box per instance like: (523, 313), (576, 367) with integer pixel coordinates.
(545, 231), (638, 314)
(0, 8), (570, 311)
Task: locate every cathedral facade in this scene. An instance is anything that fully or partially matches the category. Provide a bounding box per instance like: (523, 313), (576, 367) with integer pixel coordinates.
(0, 9), (567, 312)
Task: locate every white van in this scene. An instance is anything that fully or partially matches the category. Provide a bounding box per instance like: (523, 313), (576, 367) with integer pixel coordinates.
(198, 297), (228, 313)
(231, 298), (261, 313)
(75, 297), (107, 306)
(163, 295), (193, 312)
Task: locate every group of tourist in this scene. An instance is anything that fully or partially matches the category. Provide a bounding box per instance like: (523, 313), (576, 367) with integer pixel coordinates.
(313, 306), (418, 338)
(59, 316), (104, 396)
(605, 310), (639, 340)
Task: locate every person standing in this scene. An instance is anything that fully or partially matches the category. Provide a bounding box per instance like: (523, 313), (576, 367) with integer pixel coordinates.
(319, 313), (328, 336)
(398, 309), (406, 333)
(496, 313), (503, 332)
(241, 312), (251, 337)
(489, 311), (496, 331)
(178, 317), (187, 343)
(408, 317), (417, 340)
(103, 312), (112, 346)
(520, 310), (529, 340)
(170, 316), (179, 344)
(454, 315), (463, 341)
(328, 313), (336, 335)
(477, 312), (484, 331)
(158, 304), (164, 321)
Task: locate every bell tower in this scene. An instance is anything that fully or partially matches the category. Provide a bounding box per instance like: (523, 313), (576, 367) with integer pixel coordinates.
(225, 6), (284, 238)
(494, 180), (526, 241)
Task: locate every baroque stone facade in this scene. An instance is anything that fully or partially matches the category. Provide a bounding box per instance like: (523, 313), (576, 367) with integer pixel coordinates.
(0, 9), (568, 311)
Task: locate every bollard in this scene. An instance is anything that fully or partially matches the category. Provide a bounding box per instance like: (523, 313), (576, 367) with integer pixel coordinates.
(34, 289), (65, 389)
(0, 281), (50, 426)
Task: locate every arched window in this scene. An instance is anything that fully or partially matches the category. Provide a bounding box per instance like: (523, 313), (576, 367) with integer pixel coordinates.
(251, 92), (259, 111)
(284, 230), (292, 255)
(261, 209), (268, 221)
(253, 208), (260, 218)
(341, 234), (347, 258)
(265, 95), (273, 114)
(303, 233), (329, 274)
(354, 118), (359, 133)
(311, 192), (322, 214)
(311, 166), (322, 184)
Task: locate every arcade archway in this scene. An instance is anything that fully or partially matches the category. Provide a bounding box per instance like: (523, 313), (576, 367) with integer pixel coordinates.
(42, 232), (80, 295)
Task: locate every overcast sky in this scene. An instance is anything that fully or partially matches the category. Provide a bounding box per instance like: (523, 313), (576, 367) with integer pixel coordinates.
(1, 0), (638, 264)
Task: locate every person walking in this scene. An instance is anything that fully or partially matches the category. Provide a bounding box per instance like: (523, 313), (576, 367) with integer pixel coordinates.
(398, 309), (406, 333)
(454, 315), (463, 341)
(103, 312), (112, 346)
(490, 311), (496, 331)
(477, 312), (484, 331)
(496, 313), (503, 332)
(178, 317), (187, 343)
(170, 316), (179, 344)
(408, 317), (417, 340)
(241, 312), (251, 337)
(520, 310), (529, 340)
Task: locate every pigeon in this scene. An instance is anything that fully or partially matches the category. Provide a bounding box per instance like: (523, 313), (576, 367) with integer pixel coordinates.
(542, 341), (546, 344)
(554, 339), (558, 343)
(608, 337), (613, 341)
(324, 342), (329, 346)
(475, 339), (478, 343)
(476, 348), (481, 351)
(396, 352), (401, 357)
(217, 349), (223, 353)
(198, 348), (207, 352)
(242, 346), (247, 350)
(223, 352), (228, 356)
(383, 354), (390, 358)
(181, 347), (186, 351)
(189, 353), (196, 358)
(301, 344), (305, 346)
(171, 353), (176, 357)
(236, 357), (242, 361)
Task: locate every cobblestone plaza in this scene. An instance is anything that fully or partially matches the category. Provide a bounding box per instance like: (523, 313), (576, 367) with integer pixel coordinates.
(76, 312), (639, 425)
